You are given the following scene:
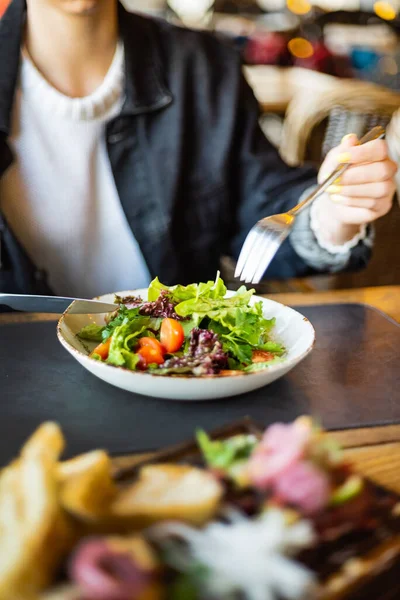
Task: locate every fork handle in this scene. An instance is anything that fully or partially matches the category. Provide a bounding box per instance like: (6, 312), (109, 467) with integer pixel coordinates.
(288, 126), (386, 218)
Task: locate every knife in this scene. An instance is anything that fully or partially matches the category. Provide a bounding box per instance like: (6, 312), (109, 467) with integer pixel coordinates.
(0, 294), (118, 314)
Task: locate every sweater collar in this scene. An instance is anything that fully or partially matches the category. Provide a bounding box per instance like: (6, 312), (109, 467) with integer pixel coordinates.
(0, 0), (173, 135)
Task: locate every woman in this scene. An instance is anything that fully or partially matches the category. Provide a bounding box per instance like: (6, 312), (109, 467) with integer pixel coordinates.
(0, 0), (396, 298)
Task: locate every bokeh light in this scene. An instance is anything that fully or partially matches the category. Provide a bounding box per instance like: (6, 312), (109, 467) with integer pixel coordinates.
(0, 0), (10, 18)
(373, 1), (397, 20)
(286, 0), (312, 15)
(288, 37), (314, 59)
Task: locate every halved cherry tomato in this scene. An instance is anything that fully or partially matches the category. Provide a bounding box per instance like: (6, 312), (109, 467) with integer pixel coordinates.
(252, 350), (275, 363)
(160, 318), (185, 353)
(138, 337), (166, 356)
(219, 370), (243, 377)
(137, 346), (165, 369)
(91, 338), (111, 360)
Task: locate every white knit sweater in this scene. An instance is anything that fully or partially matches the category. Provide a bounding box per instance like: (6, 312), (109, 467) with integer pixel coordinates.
(0, 42), (151, 298)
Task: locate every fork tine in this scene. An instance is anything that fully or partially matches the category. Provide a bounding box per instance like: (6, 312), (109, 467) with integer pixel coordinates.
(235, 228), (259, 279)
(251, 229), (291, 284)
(252, 252), (276, 283)
(242, 231), (274, 283)
(251, 234), (285, 283)
(242, 230), (272, 282)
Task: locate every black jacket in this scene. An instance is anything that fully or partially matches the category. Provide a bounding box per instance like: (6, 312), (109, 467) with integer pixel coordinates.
(0, 0), (369, 294)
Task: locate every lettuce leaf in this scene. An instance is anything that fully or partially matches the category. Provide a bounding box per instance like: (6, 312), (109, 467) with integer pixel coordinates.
(102, 305), (162, 343)
(77, 324), (104, 342)
(102, 305), (141, 341)
(197, 430), (257, 470)
(180, 318), (199, 337)
(107, 321), (145, 369)
(205, 302), (280, 365)
(208, 320), (253, 365)
(147, 272), (227, 305)
(121, 351), (141, 370)
(147, 277), (170, 302)
(174, 286), (253, 319)
(258, 341), (285, 355)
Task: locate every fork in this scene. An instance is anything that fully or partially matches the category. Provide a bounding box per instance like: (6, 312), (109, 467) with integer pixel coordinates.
(235, 126), (386, 284)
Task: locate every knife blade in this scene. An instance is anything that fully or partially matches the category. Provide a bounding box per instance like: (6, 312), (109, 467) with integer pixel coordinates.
(0, 294), (118, 314)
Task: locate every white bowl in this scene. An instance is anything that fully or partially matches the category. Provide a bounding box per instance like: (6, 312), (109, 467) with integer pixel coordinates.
(57, 289), (315, 401)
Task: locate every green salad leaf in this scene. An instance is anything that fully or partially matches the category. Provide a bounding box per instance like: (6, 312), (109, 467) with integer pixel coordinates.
(77, 324), (104, 342)
(174, 286), (253, 319)
(201, 301), (282, 366)
(148, 272), (227, 305)
(197, 430), (258, 470)
(147, 277), (170, 302)
(103, 306), (162, 343)
(330, 475), (364, 506)
(107, 322), (144, 369)
(209, 321), (253, 366)
(102, 305), (140, 341)
(258, 341), (285, 354)
(180, 318), (199, 337)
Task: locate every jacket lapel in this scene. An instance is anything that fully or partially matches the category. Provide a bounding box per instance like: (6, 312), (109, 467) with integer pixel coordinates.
(118, 3), (173, 116)
(0, 0), (25, 137)
(109, 7), (178, 282)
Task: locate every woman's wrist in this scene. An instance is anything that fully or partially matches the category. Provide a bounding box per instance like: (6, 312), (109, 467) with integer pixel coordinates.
(310, 195), (367, 254)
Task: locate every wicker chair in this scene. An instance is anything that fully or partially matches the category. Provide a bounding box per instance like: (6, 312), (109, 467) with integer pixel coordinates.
(280, 76), (400, 290)
(281, 78), (400, 166)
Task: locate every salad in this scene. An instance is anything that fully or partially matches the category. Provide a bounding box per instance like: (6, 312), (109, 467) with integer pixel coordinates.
(77, 274), (285, 377)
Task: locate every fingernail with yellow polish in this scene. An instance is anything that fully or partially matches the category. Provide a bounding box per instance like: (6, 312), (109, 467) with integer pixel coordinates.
(342, 133), (356, 143)
(338, 152), (352, 164)
(327, 185), (342, 194)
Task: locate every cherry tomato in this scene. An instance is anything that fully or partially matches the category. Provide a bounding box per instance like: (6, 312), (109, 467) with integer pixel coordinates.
(137, 346), (165, 368)
(252, 350), (275, 363)
(91, 338), (111, 360)
(138, 337), (166, 356)
(160, 318), (185, 353)
(219, 370), (243, 377)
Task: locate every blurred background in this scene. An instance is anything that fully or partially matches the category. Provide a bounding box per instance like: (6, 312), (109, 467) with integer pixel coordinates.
(1, 0), (399, 292)
(122, 0), (400, 88)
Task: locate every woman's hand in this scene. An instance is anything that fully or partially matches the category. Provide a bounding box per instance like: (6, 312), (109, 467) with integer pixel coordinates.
(315, 134), (397, 246)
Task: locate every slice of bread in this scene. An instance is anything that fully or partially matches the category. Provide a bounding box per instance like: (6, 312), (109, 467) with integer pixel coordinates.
(112, 464), (223, 527)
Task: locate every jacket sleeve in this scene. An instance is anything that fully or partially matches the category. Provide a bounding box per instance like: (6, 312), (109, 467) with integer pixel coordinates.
(386, 111), (400, 205)
(228, 58), (372, 279)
